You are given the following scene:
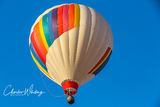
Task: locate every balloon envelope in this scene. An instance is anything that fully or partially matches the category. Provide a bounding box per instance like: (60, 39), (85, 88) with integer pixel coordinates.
(29, 3), (113, 96)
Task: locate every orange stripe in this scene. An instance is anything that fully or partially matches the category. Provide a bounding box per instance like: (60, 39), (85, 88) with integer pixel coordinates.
(34, 23), (47, 55)
(69, 4), (75, 30)
(58, 6), (63, 36)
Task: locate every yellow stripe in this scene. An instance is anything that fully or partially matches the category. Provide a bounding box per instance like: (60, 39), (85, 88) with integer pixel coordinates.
(74, 4), (80, 27)
(39, 18), (49, 50)
(31, 52), (52, 79)
(90, 49), (112, 74)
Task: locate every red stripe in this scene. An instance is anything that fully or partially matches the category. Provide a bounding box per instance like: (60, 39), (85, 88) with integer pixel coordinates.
(58, 6), (63, 36)
(63, 5), (69, 32)
(88, 47), (111, 74)
(31, 30), (46, 64)
(69, 4), (75, 30)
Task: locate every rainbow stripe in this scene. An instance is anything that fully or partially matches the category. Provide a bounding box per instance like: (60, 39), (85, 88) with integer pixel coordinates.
(29, 4), (80, 76)
(88, 47), (112, 75)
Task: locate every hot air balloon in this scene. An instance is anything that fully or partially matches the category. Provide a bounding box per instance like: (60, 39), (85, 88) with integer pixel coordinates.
(29, 3), (113, 104)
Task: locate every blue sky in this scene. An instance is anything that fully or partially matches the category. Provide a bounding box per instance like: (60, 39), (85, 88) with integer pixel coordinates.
(0, 0), (160, 107)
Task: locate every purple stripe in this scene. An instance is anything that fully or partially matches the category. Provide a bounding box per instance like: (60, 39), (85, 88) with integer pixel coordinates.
(52, 8), (59, 39)
(48, 10), (55, 43)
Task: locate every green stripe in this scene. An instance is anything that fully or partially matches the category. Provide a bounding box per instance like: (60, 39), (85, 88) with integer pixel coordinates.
(42, 14), (52, 47)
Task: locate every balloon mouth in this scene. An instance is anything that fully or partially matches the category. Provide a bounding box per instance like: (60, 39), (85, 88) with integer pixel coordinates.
(62, 81), (79, 95)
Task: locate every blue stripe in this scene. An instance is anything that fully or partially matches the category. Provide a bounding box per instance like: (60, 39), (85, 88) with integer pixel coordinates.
(47, 10), (55, 44)
(30, 43), (47, 71)
(93, 51), (112, 75)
